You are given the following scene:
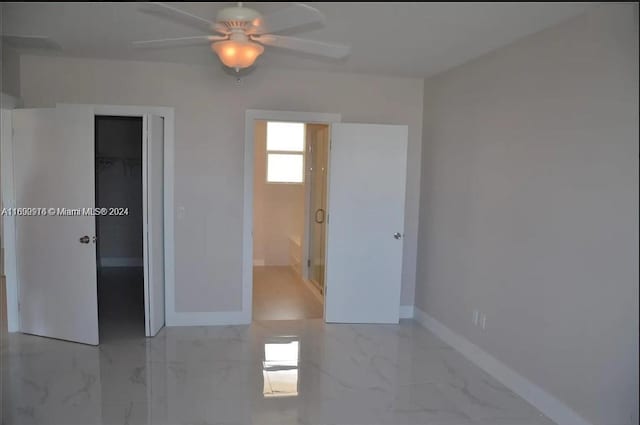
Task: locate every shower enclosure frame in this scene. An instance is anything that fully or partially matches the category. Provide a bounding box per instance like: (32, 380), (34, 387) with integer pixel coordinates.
(304, 124), (330, 295)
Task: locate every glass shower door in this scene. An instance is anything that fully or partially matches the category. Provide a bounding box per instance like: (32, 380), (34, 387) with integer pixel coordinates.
(307, 125), (329, 293)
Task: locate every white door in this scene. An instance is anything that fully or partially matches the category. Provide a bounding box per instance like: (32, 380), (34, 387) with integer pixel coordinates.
(13, 105), (99, 344)
(144, 114), (165, 336)
(325, 123), (408, 323)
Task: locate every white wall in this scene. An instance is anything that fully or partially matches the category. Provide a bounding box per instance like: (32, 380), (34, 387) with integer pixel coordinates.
(417, 5), (638, 425)
(253, 120), (305, 267)
(18, 56), (423, 313)
(0, 2), (20, 99)
(0, 2), (22, 99)
(0, 46), (20, 99)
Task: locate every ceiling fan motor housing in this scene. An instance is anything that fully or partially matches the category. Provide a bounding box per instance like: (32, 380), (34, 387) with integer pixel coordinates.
(215, 6), (262, 31)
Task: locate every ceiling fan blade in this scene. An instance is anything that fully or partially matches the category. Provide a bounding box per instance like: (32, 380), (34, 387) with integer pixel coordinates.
(248, 4), (325, 35)
(132, 35), (226, 48)
(1, 35), (61, 50)
(138, 2), (222, 33)
(252, 35), (350, 59)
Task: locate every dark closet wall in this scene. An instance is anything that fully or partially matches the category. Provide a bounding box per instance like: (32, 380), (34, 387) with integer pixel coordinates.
(95, 116), (143, 267)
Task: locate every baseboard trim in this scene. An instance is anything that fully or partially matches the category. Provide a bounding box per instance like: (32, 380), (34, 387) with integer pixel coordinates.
(301, 278), (324, 303)
(166, 310), (249, 326)
(412, 307), (592, 425)
(399, 305), (414, 319)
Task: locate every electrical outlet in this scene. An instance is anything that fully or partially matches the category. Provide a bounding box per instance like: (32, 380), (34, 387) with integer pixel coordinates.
(473, 310), (479, 326)
(481, 314), (486, 330)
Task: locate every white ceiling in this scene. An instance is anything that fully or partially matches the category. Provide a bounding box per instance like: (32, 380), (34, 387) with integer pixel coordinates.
(2, 2), (594, 78)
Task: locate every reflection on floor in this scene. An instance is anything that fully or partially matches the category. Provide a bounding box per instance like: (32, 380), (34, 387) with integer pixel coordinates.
(263, 338), (300, 398)
(97, 267), (145, 342)
(253, 266), (323, 321)
(1, 320), (554, 425)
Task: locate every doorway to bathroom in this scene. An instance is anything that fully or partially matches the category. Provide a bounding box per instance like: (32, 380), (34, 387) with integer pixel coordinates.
(245, 109), (408, 324)
(251, 120), (328, 320)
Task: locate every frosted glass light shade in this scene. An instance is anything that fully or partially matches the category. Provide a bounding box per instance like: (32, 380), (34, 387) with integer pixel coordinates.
(212, 40), (264, 69)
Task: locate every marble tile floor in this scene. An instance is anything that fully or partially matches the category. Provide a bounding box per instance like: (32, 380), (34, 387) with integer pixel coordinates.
(1, 319), (555, 425)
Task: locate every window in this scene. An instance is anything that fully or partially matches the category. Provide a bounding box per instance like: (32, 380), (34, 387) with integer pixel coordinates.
(266, 122), (304, 183)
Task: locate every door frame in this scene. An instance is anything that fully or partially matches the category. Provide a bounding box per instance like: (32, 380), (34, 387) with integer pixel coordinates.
(91, 105), (174, 337)
(3, 103), (175, 337)
(1, 93), (20, 332)
(243, 110), (341, 323)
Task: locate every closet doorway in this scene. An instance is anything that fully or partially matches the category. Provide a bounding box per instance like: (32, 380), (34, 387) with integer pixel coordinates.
(10, 104), (169, 345)
(95, 116), (145, 341)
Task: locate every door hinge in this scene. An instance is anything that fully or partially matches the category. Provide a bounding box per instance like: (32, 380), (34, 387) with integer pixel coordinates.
(307, 259), (311, 267)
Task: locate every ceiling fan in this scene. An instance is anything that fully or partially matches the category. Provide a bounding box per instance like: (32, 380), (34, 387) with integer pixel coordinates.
(134, 2), (350, 72)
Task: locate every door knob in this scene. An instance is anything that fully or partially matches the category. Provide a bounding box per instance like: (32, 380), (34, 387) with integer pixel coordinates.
(79, 235), (90, 244)
(393, 232), (402, 240)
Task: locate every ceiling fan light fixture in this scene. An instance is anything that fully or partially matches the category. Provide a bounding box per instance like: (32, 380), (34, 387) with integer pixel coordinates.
(136, 2), (348, 74)
(212, 39), (264, 70)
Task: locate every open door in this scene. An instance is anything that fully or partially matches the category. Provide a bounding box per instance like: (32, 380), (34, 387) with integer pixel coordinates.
(13, 105), (99, 345)
(325, 123), (408, 324)
(144, 114), (165, 336)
